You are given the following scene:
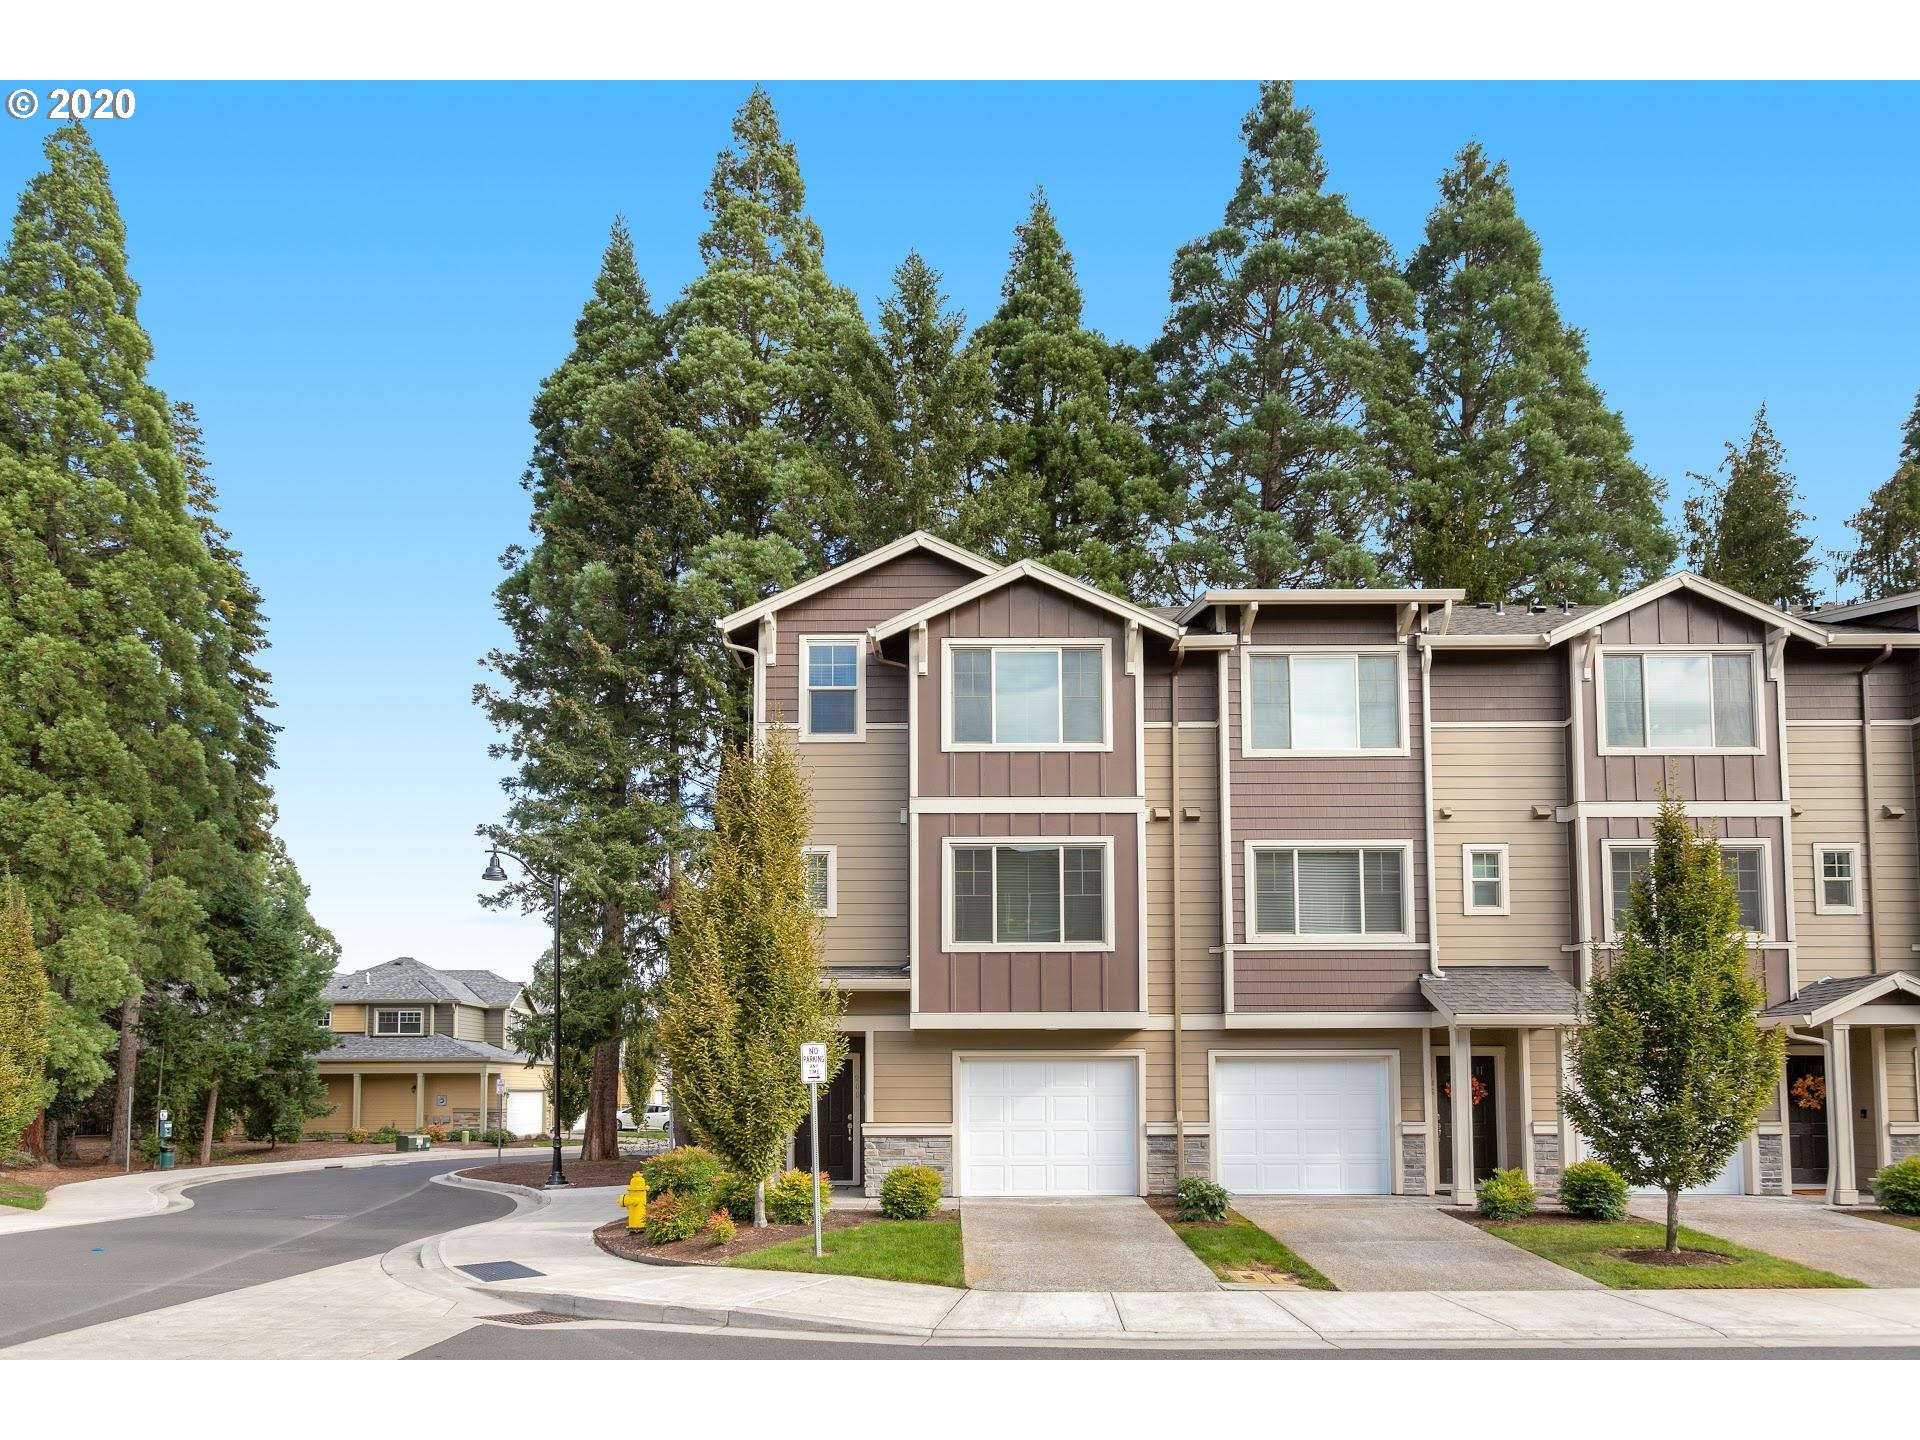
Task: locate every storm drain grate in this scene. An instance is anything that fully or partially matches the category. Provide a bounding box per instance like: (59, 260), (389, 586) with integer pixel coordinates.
(459, 1260), (546, 1282)
(479, 1310), (580, 1326)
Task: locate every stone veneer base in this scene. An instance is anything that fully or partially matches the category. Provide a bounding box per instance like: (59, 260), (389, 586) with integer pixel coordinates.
(863, 1133), (953, 1197)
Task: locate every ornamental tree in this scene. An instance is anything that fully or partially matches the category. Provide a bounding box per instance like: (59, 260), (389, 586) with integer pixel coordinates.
(656, 725), (844, 1225)
(0, 879), (52, 1156)
(1563, 792), (1784, 1252)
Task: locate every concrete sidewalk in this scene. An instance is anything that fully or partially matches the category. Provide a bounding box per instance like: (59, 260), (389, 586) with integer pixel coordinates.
(430, 1186), (1920, 1349)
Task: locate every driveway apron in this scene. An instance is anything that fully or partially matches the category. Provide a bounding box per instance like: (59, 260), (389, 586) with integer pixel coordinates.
(960, 1197), (1217, 1292)
(1233, 1198), (1599, 1292)
(1627, 1195), (1920, 1288)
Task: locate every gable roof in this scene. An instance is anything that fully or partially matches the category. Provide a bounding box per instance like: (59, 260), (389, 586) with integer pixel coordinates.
(870, 558), (1184, 642)
(718, 532), (999, 634)
(441, 970), (526, 1007)
(1537, 572), (1833, 647)
(322, 957), (523, 1009)
(1816, 592), (1920, 625)
(1761, 972), (1920, 1025)
(321, 1033), (529, 1065)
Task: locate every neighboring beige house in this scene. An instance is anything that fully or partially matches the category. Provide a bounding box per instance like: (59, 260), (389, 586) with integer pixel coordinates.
(720, 532), (1920, 1205)
(310, 956), (550, 1137)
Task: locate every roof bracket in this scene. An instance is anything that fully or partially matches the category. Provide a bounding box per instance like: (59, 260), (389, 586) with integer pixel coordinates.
(760, 612), (777, 667)
(914, 620), (929, 676)
(1397, 601), (1419, 639)
(1125, 620), (1141, 677)
(1580, 629), (1599, 682)
(1238, 600), (1260, 645)
(1767, 627), (1788, 683)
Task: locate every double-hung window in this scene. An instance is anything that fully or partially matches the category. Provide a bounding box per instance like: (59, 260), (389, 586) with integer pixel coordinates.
(1812, 842), (1861, 915)
(317, 1010), (331, 1031)
(948, 841), (1108, 948)
(803, 637), (861, 738)
(802, 846), (836, 917)
(1248, 845), (1408, 941)
(949, 645), (1104, 747)
(1601, 650), (1756, 751)
(1462, 844), (1509, 916)
(1246, 651), (1402, 753)
(374, 1008), (424, 1036)
(1605, 841), (1767, 937)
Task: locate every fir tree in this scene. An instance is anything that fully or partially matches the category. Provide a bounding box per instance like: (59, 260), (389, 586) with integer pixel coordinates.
(0, 126), (232, 1160)
(0, 879), (52, 1156)
(870, 251), (989, 546)
(955, 193), (1180, 598)
(479, 219), (726, 1162)
(657, 727), (845, 1225)
(1682, 406), (1819, 606)
(1155, 81), (1415, 591)
(1393, 144), (1674, 603)
(1836, 391), (1920, 599)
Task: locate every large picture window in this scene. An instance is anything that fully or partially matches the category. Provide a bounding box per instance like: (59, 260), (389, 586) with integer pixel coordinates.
(1248, 845), (1407, 941)
(1601, 651), (1756, 751)
(948, 645), (1104, 747)
(1605, 841), (1767, 936)
(1246, 652), (1401, 753)
(948, 841), (1108, 947)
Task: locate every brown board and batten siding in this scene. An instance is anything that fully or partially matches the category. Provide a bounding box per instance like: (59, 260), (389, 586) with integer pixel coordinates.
(1226, 605), (1429, 1015)
(915, 810), (1140, 1015)
(915, 577), (1139, 802)
(761, 550), (986, 725)
(1141, 651), (1219, 724)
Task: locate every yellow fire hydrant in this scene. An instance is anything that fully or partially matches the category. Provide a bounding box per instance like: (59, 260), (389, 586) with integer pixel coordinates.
(619, 1172), (649, 1232)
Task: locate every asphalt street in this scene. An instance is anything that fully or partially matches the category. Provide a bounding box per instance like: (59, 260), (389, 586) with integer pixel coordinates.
(0, 1157), (511, 1350)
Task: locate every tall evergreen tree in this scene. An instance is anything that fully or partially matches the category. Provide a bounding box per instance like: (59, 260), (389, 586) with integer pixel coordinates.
(870, 251), (989, 547)
(0, 126), (233, 1160)
(954, 193), (1180, 598)
(479, 219), (725, 1162)
(1155, 81), (1415, 591)
(1836, 391), (1920, 599)
(1682, 406), (1819, 606)
(665, 88), (893, 598)
(1393, 144), (1674, 603)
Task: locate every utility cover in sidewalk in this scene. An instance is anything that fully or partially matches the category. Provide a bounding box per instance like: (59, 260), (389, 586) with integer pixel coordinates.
(478, 1311), (578, 1325)
(459, 1261), (546, 1281)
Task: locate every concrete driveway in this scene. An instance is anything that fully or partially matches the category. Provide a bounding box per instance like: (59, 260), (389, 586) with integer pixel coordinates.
(960, 1197), (1217, 1292)
(1232, 1197), (1599, 1292)
(1627, 1195), (1920, 1288)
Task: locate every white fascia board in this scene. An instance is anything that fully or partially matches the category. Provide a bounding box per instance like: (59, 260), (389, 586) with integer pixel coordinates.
(872, 560), (1183, 642)
(718, 531), (999, 633)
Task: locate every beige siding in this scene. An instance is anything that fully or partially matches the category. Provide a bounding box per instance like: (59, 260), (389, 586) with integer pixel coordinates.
(483, 1007), (507, 1048)
(1789, 726), (1872, 981)
(1432, 726), (1572, 972)
(800, 727), (908, 969)
(1870, 725), (1920, 962)
(328, 1004), (365, 1034)
(1145, 724), (1223, 1016)
(1529, 1027), (1560, 1120)
(357, 1075), (417, 1131)
(1887, 1030), (1919, 1124)
(453, 1005), (485, 1042)
(307, 1076), (354, 1132)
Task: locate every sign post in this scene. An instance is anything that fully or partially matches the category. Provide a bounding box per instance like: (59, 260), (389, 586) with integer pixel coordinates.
(800, 1042), (828, 1257)
(494, 1075), (507, 1163)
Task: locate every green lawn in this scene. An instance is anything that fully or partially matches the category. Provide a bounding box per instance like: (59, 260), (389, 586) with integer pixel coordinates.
(1168, 1209), (1335, 1290)
(729, 1219), (965, 1287)
(1482, 1219), (1861, 1289)
(0, 1180), (47, 1211)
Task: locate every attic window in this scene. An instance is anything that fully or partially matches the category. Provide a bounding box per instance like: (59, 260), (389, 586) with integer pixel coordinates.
(374, 1008), (425, 1036)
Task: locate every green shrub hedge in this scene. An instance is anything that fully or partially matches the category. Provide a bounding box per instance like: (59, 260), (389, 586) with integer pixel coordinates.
(1475, 1167), (1537, 1220)
(1873, 1155), (1920, 1216)
(710, 1170), (761, 1221)
(642, 1146), (723, 1199)
(644, 1190), (702, 1243)
(765, 1168), (831, 1224)
(1174, 1176), (1231, 1222)
(879, 1164), (943, 1219)
(1559, 1160), (1628, 1220)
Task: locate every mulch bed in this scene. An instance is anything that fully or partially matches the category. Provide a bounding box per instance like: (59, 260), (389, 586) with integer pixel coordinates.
(1609, 1247), (1734, 1268)
(593, 1210), (868, 1266)
(1447, 1207), (1600, 1227)
(456, 1158), (644, 1191)
(1858, 1209), (1920, 1232)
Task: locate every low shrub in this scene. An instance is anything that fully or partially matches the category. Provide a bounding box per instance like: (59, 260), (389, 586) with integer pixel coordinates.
(1873, 1155), (1920, 1216)
(707, 1209), (737, 1246)
(765, 1168), (831, 1224)
(370, 1125), (400, 1144)
(644, 1190), (702, 1243)
(345, 1128), (370, 1144)
(1559, 1160), (1629, 1221)
(1174, 1176), (1231, 1222)
(423, 1124), (449, 1142)
(643, 1146), (723, 1201)
(879, 1164), (943, 1220)
(711, 1170), (762, 1222)
(473, 1128), (515, 1146)
(1475, 1167), (1537, 1221)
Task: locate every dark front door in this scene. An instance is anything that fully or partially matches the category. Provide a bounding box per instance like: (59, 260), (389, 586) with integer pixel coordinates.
(1786, 1054), (1829, 1187)
(1435, 1055), (1499, 1188)
(792, 1040), (859, 1184)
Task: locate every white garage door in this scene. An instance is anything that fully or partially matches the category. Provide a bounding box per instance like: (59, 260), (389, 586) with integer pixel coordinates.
(1215, 1057), (1392, 1195)
(959, 1058), (1137, 1196)
(1630, 1144), (1745, 1196)
(504, 1091), (544, 1137)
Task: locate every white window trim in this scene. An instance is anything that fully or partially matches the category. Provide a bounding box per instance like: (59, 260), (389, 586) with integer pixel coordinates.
(1600, 836), (1773, 941)
(1239, 646), (1410, 758)
(317, 1010), (331, 1030)
(800, 634), (866, 742)
(374, 1007), (425, 1036)
(1461, 843), (1511, 917)
(940, 639), (1113, 753)
(1594, 644), (1765, 757)
(803, 844), (838, 918)
(1243, 839), (1415, 946)
(1810, 840), (1863, 916)
(940, 834), (1117, 953)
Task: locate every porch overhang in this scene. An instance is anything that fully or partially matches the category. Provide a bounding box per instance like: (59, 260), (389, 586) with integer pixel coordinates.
(1420, 966), (1582, 1027)
(1761, 972), (1920, 1027)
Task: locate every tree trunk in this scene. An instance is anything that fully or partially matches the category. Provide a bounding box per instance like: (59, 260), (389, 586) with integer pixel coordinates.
(1665, 1186), (1681, 1254)
(754, 1177), (767, 1228)
(107, 993), (141, 1168)
(581, 1038), (621, 1162)
(199, 1084), (220, 1168)
(19, 1112), (45, 1164)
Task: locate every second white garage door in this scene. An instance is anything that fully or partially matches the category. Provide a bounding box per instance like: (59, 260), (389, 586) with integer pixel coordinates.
(1215, 1057), (1392, 1195)
(959, 1058), (1138, 1196)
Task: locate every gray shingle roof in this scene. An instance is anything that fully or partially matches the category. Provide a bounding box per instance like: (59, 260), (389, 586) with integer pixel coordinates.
(321, 957), (493, 1006)
(1443, 603), (1600, 636)
(440, 970), (527, 1006)
(1421, 966), (1582, 1020)
(1761, 973), (1920, 1022)
(320, 1033), (528, 1064)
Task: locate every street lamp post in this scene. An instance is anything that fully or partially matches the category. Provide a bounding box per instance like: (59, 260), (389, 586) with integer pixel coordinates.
(482, 844), (570, 1189)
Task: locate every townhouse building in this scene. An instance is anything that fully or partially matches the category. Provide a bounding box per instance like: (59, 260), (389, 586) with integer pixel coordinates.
(720, 534), (1920, 1207)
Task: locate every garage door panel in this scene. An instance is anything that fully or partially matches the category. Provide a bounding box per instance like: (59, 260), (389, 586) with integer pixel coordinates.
(960, 1058), (1138, 1196)
(1216, 1057), (1392, 1196)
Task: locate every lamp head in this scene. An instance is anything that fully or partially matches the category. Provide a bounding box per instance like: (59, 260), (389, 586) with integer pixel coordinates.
(481, 850), (509, 883)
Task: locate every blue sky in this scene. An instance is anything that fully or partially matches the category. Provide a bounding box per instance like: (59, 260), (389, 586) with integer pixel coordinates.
(3, 81), (1916, 980)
